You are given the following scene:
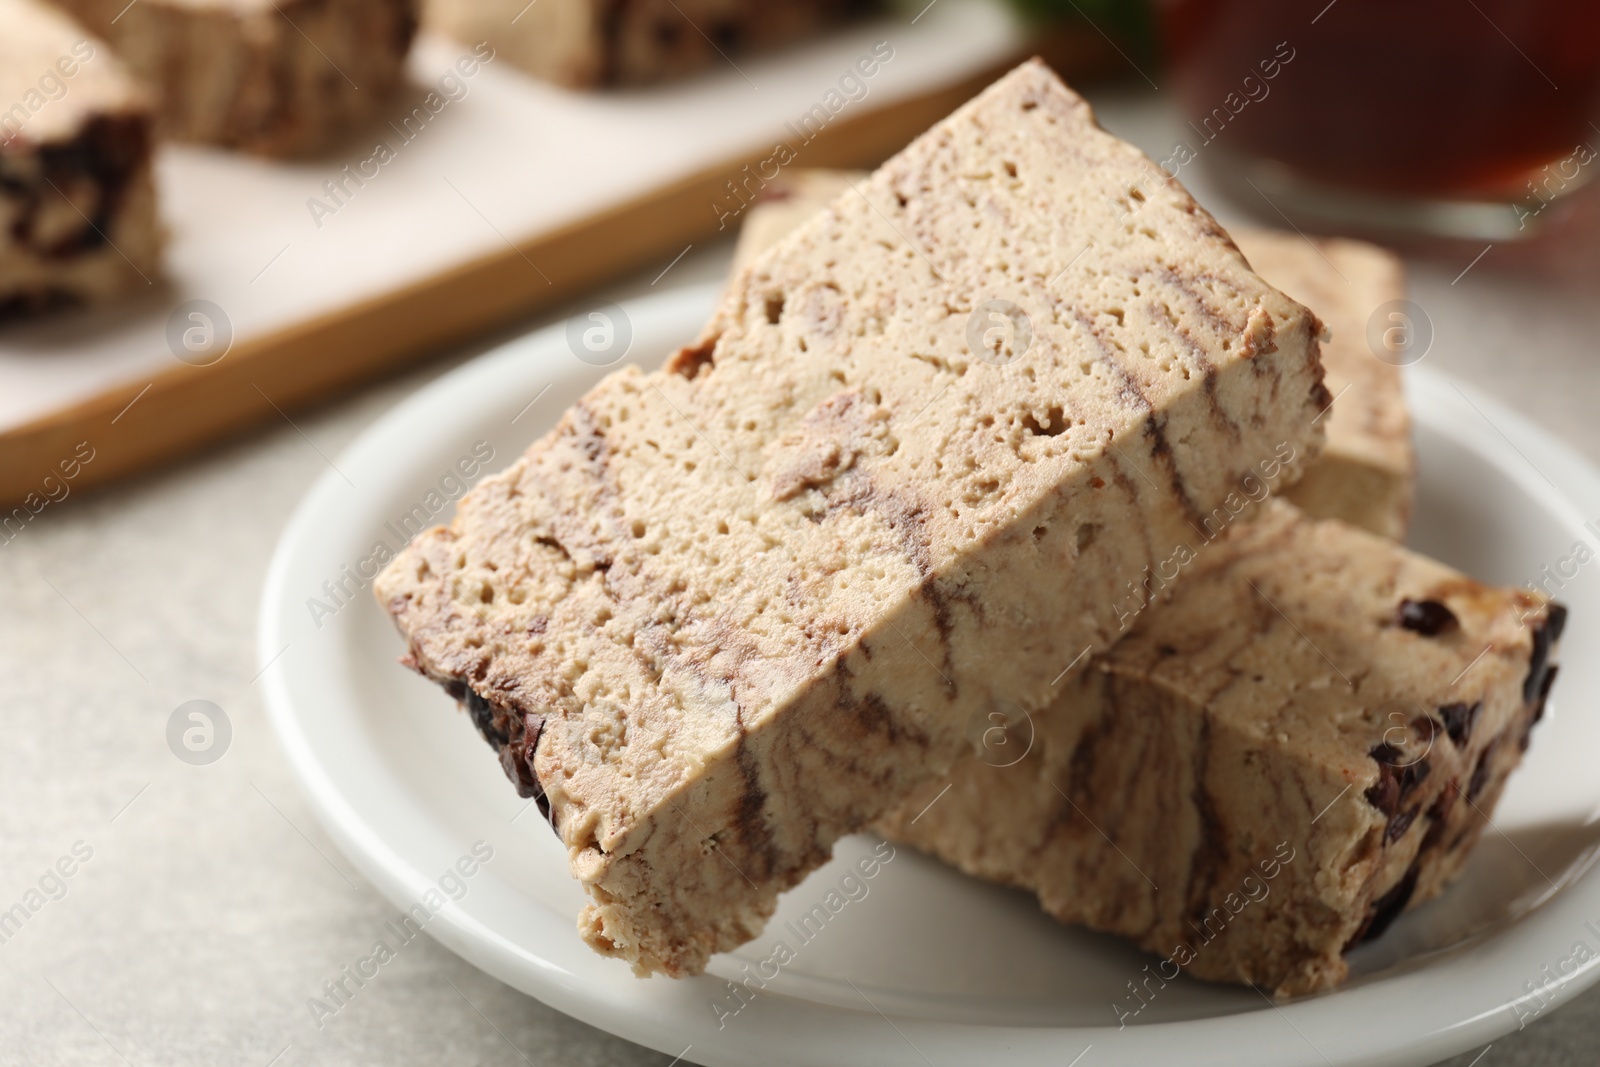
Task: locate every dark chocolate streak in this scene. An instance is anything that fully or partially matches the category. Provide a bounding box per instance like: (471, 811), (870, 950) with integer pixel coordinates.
(453, 680), (508, 747)
(818, 469), (965, 688)
(596, 0), (633, 86)
(1143, 413), (1207, 531)
(1420, 790), (1456, 851)
(1467, 740), (1498, 802)
(1307, 372), (1334, 413)
(1396, 598), (1459, 636)
(1366, 742), (1431, 844)
(1185, 714), (1230, 930)
(501, 715), (546, 807)
(1439, 701), (1480, 747)
(1347, 862), (1419, 949)
(1536, 667), (1560, 721)
(440, 678), (552, 825)
(844, 677), (924, 748)
(732, 720), (777, 879)
(1160, 273), (1247, 444)
(1061, 687), (1120, 845)
(1519, 604), (1566, 750)
(0, 290), (80, 324)
(1524, 605), (1565, 705)
(1385, 808), (1418, 845)
(1064, 306), (1209, 531)
(4, 115), (150, 316)
(1166, 269), (1244, 341)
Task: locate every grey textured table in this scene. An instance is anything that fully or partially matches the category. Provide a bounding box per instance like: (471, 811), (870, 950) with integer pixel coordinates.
(3, 85), (1597, 1066)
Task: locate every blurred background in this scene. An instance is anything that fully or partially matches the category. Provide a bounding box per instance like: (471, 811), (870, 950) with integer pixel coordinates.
(2, 0), (1598, 1063)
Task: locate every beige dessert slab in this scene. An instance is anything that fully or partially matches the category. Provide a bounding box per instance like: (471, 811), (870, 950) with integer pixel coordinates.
(262, 283), (1600, 1067)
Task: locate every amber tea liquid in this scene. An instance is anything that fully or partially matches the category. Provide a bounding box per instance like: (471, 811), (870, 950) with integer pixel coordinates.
(1162, 0), (1600, 203)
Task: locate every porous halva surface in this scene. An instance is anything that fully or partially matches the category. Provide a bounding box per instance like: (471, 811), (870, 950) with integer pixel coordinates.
(733, 171), (1415, 540)
(879, 501), (1563, 995)
(377, 60), (1328, 976)
(1242, 231), (1414, 540)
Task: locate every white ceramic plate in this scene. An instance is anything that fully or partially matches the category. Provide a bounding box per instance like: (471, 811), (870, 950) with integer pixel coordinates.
(260, 282), (1600, 1067)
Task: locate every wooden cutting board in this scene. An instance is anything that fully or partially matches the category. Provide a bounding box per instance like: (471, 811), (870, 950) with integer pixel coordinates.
(0, 2), (1113, 508)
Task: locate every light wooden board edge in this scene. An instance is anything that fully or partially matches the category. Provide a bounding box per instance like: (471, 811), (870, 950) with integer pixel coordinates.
(0, 31), (1112, 510)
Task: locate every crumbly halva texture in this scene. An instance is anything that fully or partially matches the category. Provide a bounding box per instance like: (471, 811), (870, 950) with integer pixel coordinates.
(52, 0), (418, 156)
(376, 60), (1329, 977)
(1, 0), (160, 319)
(1239, 231), (1414, 540)
(733, 172), (1416, 540)
(727, 169), (863, 275)
(878, 501), (1564, 996)
(426, 0), (874, 88)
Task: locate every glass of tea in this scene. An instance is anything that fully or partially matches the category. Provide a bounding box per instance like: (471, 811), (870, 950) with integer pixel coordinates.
(1158, 0), (1600, 238)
